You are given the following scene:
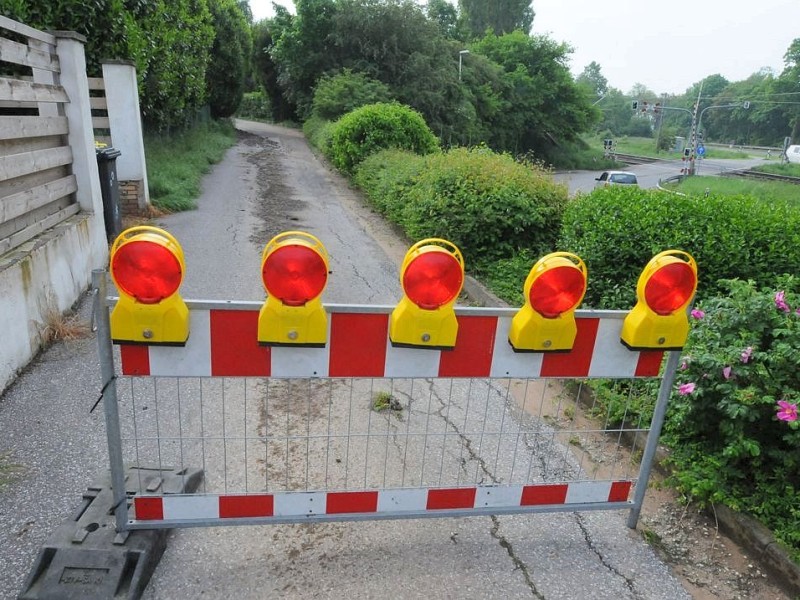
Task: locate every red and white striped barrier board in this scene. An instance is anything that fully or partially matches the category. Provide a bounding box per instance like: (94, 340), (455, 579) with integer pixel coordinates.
(119, 303), (664, 379)
(132, 481), (633, 525)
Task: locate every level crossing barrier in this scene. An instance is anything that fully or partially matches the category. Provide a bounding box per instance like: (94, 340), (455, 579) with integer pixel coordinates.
(92, 229), (695, 534)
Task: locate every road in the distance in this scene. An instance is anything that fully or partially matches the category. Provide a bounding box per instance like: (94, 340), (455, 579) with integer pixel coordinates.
(555, 156), (767, 196)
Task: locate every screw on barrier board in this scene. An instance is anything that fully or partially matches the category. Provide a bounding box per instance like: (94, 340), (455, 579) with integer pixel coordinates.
(19, 465), (202, 600)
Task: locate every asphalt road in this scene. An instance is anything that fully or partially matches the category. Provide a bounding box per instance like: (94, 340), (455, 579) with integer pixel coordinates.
(0, 120), (692, 600)
(555, 156), (768, 195)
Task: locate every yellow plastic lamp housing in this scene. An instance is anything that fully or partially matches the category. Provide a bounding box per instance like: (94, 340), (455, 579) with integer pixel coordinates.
(258, 231), (329, 346)
(389, 238), (464, 349)
(109, 226), (189, 345)
(620, 250), (698, 350)
(508, 252), (587, 352)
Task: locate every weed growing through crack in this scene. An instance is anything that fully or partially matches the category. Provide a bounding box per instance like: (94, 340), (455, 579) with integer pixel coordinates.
(372, 391), (402, 413)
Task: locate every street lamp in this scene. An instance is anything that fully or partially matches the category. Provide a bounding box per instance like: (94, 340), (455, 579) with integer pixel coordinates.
(458, 50), (469, 81)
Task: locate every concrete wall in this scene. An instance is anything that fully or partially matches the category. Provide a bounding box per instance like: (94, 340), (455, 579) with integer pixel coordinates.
(0, 30), (109, 395)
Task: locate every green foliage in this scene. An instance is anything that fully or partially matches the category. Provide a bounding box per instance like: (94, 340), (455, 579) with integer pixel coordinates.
(354, 146), (567, 265)
(138, 0), (215, 130)
(145, 120), (237, 212)
(753, 162), (800, 177)
(458, 0), (534, 38)
(3, 0), (149, 76)
(472, 31), (596, 161)
(237, 91), (272, 121)
(206, 0), (252, 118)
(311, 69), (392, 121)
(328, 103), (439, 173)
(353, 149), (427, 221)
(302, 114), (336, 153)
(664, 278), (800, 560)
(559, 188), (800, 308)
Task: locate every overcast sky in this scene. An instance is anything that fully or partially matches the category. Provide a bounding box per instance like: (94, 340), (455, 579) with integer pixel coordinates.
(249, 0), (800, 96)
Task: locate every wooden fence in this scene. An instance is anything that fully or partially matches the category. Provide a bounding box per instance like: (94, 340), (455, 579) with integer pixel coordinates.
(0, 16), (80, 256)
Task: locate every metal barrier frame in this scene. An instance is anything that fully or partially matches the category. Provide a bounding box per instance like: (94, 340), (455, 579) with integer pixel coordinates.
(92, 271), (680, 533)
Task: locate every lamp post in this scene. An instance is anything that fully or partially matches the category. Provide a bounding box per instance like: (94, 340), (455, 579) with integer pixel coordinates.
(458, 49), (469, 81)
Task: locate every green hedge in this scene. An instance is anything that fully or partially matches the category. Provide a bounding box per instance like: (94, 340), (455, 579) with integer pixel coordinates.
(328, 103), (439, 173)
(558, 187), (800, 308)
(354, 147), (567, 266)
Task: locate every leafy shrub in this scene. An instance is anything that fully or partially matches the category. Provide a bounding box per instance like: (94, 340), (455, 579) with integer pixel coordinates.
(328, 103), (439, 173)
(238, 91), (272, 121)
(302, 115), (335, 153)
(355, 146), (567, 265)
(353, 149), (426, 222)
(311, 69), (393, 121)
(559, 188), (800, 308)
(401, 147), (567, 263)
(665, 278), (800, 559)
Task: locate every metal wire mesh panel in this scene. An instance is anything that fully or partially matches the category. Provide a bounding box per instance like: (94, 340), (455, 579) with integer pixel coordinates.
(118, 374), (655, 527)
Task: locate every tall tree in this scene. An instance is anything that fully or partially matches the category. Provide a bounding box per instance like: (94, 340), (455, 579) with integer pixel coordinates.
(206, 0), (252, 118)
(426, 0), (460, 39)
(458, 0), (533, 38)
(472, 31), (594, 157)
(576, 61), (608, 98)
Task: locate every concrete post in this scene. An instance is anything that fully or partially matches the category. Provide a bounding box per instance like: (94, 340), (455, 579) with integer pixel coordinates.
(52, 31), (108, 263)
(102, 60), (151, 210)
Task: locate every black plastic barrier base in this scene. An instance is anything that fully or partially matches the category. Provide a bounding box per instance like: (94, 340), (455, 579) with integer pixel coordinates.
(19, 465), (202, 600)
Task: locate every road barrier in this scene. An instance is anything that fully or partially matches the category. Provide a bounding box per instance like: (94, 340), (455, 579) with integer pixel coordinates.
(93, 230), (693, 533)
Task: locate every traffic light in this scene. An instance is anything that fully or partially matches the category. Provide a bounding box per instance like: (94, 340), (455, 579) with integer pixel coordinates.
(654, 102), (661, 114)
(683, 147), (692, 158)
(389, 239), (464, 349)
(508, 252), (587, 352)
(631, 100), (638, 111)
(258, 231), (329, 346)
(620, 250), (698, 350)
(642, 101), (648, 113)
(109, 226), (189, 345)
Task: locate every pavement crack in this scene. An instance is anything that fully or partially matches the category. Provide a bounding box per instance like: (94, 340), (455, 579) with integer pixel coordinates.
(491, 516), (545, 599)
(427, 381), (498, 485)
(575, 513), (643, 599)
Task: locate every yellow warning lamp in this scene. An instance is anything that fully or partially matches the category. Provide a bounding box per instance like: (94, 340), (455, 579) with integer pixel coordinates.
(109, 226), (189, 345)
(389, 238), (464, 349)
(258, 231), (329, 346)
(620, 250), (698, 350)
(508, 252), (587, 352)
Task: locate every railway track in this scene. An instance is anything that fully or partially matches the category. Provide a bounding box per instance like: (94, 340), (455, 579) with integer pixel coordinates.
(722, 168), (800, 184)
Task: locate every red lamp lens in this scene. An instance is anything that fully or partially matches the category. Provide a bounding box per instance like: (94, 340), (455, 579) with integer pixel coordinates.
(403, 252), (463, 309)
(112, 240), (182, 304)
(644, 262), (696, 315)
(262, 244), (327, 306)
(529, 265), (586, 318)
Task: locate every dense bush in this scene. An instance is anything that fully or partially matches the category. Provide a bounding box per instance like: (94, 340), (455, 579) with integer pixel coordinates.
(206, 0), (252, 118)
(400, 148), (566, 263)
(665, 278), (800, 560)
(311, 69), (393, 121)
(559, 188), (800, 308)
(353, 149), (426, 223)
(353, 147), (567, 265)
(302, 115), (335, 154)
(237, 91), (272, 121)
(328, 103), (439, 173)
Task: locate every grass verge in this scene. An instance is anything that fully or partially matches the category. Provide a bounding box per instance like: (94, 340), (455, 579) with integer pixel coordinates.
(145, 119), (237, 212)
(674, 174), (800, 205)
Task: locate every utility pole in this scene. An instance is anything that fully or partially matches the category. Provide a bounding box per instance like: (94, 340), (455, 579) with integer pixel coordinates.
(688, 81), (703, 176)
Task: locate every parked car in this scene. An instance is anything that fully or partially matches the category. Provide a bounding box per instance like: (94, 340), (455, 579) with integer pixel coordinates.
(595, 170), (638, 188)
(786, 145), (800, 164)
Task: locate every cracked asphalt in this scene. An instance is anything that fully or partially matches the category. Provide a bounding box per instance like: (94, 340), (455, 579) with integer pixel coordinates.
(0, 119), (692, 599)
